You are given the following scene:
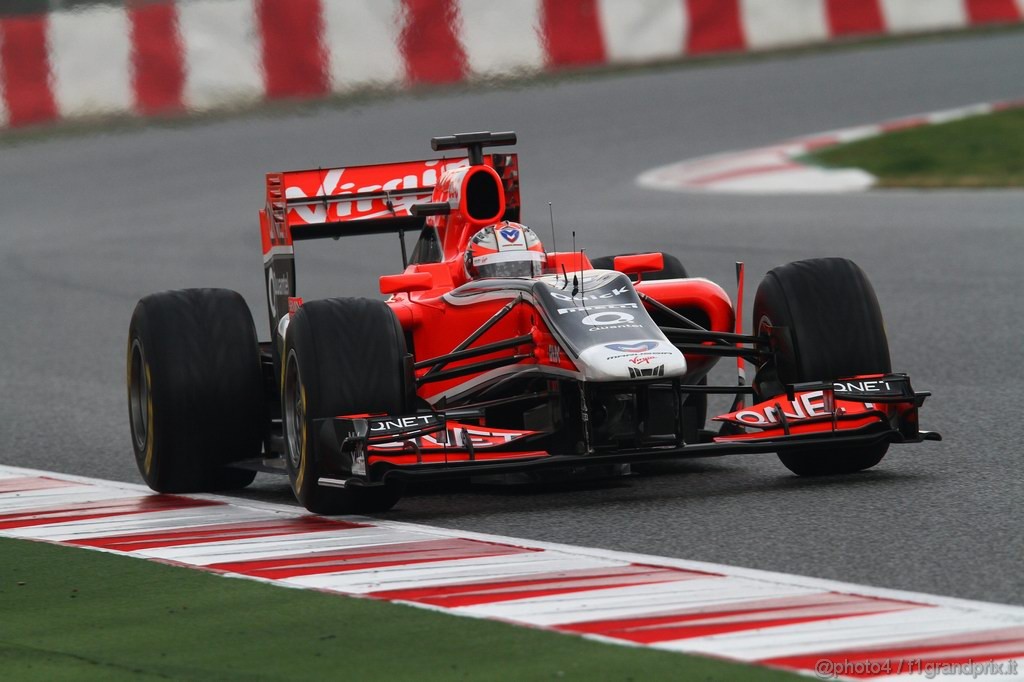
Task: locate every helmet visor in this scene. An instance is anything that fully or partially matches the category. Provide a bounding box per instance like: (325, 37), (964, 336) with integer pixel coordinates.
(472, 251), (545, 279)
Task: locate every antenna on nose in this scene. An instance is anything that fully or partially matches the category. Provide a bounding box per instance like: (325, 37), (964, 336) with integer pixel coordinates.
(571, 231), (579, 299)
(548, 202), (557, 255)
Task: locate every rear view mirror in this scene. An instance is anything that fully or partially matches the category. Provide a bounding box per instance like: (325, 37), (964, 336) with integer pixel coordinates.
(613, 253), (664, 276)
(379, 272), (433, 295)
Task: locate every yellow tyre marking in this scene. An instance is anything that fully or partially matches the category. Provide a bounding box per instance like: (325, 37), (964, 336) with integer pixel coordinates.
(143, 363), (155, 476)
(280, 356), (287, 397)
(294, 382), (307, 491)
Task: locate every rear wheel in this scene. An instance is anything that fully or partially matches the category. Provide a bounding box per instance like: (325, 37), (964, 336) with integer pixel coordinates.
(752, 258), (891, 476)
(590, 251), (688, 281)
(283, 298), (410, 514)
(127, 289), (263, 492)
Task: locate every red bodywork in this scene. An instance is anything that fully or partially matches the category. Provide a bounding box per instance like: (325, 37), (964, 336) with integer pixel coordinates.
(259, 151), (734, 404)
(258, 142), (932, 477)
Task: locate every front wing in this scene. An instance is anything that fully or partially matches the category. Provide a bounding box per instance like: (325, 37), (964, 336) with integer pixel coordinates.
(313, 373), (940, 487)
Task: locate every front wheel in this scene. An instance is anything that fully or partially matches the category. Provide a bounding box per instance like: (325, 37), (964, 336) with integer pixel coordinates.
(283, 298), (409, 514)
(752, 258), (891, 476)
(127, 289), (263, 492)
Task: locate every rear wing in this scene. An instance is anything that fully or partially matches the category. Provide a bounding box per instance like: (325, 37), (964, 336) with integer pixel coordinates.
(262, 154), (520, 244)
(260, 147), (521, 345)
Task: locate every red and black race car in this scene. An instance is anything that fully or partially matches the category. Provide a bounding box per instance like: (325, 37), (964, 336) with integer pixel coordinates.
(127, 131), (939, 514)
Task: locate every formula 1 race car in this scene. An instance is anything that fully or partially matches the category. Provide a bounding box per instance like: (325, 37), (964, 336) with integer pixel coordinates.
(127, 131), (940, 514)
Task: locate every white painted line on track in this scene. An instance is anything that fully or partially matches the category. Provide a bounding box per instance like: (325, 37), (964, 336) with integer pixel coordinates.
(637, 99), (1024, 194)
(1, 464), (1022, 680)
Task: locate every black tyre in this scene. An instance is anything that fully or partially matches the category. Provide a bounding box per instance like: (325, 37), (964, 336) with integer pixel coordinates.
(752, 258), (891, 476)
(590, 252), (688, 281)
(127, 289), (263, 492)
(282, 298), (409, 514)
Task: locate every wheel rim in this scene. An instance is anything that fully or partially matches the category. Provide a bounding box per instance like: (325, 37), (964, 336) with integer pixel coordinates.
(283, 350), (305, 473)
(128, 339), (150, 452)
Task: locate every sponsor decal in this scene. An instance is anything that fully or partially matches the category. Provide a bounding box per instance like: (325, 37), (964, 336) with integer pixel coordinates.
(582, 311), (635, 326)
(550, 286), (629, 302)
(369, 425), (533, 451)
(499, 226), (521, 243)
(628, 355), (656, 365)
(604, 341), (659, 353)
(579, 311), (646, 333)
(729, 391), (835, 427)
(589, 325), (643, 333)
(369, 415), (438, 432)
(267, 269), (290, 318)
(558, 303), (638, 315)
(834, 379), (894, 394)
(284, 159), (469, 224)
(628, 365), (665, 378)
(604, 351), (675, 361)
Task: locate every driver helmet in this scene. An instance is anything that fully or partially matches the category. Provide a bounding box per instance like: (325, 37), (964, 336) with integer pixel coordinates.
(465, 222), (546, 279)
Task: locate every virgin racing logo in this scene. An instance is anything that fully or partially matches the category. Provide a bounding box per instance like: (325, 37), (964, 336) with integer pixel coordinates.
(284, 159), (468, 224)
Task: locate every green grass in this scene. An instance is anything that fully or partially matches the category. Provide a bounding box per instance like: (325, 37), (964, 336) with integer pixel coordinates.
(808, 107), (1024, 187)
(0, 537), (798, 681)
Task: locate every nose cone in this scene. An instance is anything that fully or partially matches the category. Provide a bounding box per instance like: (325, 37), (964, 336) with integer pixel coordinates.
(577, 340), (688, 381)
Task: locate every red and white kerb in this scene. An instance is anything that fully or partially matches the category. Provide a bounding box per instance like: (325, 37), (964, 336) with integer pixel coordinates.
(1, 465), (1022, 680)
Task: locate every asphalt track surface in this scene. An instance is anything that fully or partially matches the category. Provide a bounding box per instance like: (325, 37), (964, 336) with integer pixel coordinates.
(2, 31), (1022, 605)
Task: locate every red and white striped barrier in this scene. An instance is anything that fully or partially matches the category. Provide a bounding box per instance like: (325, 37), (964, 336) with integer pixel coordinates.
(637, 99), (1024, 193)
(1, 0), (1022, 130)
(2, 465), (1022, 679)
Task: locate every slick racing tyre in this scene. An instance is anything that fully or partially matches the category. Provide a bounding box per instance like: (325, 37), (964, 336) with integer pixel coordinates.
(590, 251), (688, 281)
(282, 298), (409, 514)
(127, 289), (263, 492)
(752, 258), (892, 476)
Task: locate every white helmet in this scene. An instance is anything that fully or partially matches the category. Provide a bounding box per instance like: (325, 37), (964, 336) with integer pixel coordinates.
(465, 222), (546, 279)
